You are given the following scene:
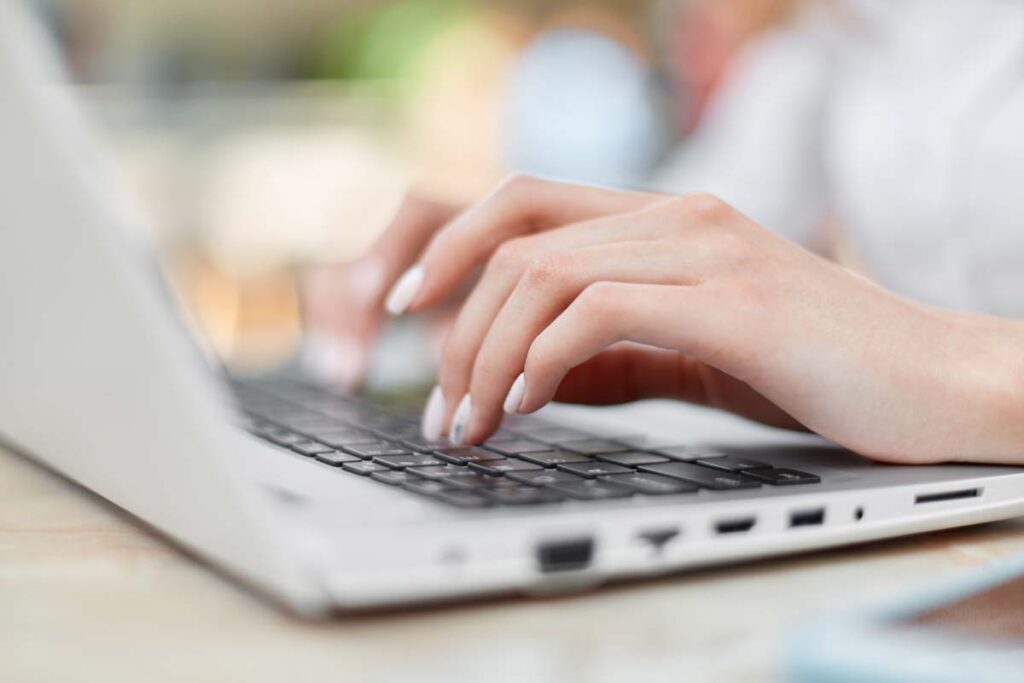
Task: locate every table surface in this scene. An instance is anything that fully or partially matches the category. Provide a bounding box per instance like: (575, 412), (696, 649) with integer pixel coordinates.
(3, 440), (1024, 683)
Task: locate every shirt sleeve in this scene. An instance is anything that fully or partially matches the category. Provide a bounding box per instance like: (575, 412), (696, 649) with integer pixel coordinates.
(652, 20), (836, 250)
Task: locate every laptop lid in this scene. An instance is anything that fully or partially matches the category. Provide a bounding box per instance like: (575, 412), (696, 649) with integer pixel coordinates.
(0, 2), (323, 613)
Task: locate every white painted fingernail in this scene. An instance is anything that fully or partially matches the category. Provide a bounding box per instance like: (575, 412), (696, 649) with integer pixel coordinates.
(421, 385), (445, 442)
(450, 394), (472, 446)
(302, 334), (364, 391)
(384, 264), (424, 316)
(503, 373), (526, 415)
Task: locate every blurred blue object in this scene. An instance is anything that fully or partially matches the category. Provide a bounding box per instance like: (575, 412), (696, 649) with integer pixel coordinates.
(502, 28), (669, 189)
(786, 553), (1024, 683)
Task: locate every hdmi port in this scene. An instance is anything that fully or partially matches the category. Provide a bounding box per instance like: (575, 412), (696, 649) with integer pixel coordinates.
(715, 518), (756, 535)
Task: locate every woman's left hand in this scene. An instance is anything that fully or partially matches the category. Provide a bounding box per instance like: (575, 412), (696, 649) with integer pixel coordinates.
(388, 176), (1024, 465)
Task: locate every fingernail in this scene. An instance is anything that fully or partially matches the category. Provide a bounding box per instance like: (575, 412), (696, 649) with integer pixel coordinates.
(503, 373), (526, 414)
(450, 394), (472, 446)
(384, 264), (424, 316)
(421, 385), (445, 442)
(302, 334), (364, 390)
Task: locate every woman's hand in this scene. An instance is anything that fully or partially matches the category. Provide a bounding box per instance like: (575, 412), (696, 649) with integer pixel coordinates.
(388, 176), (1024, 465)
(302, 195), (459, 389)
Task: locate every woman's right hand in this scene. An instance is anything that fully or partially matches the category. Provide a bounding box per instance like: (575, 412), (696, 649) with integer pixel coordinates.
(301, 195), (460, 389)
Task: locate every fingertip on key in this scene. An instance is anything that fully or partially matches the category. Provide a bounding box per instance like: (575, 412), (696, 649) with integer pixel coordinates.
(449, 394), (472, 446)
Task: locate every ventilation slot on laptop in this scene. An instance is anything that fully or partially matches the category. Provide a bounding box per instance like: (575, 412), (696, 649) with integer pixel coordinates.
(914, 488), (981, 505)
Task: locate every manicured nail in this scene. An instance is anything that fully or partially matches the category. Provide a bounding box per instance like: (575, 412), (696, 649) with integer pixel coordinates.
(302, 334), (364, 391)
(450, 394), (472, 446)
(384, 264), (424, 316)
(421, 385), (445, 442)
(503, 373), (526, 414)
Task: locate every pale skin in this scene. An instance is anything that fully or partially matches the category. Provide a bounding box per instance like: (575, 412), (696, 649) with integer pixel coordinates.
(307, 176), (1024, 465)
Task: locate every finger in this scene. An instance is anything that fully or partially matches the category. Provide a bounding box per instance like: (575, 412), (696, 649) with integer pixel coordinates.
(549, 345), (804, 431)
(372, 194), (460, 273)
(435, 214), (669, 440)
(301, 259), (387, 388)
(460, 240), (705, 443)
(301, 195), (457, 387)
(549, 345), (696, 405)
(386, 176), (662, 315)
(518, 282), (747, 414)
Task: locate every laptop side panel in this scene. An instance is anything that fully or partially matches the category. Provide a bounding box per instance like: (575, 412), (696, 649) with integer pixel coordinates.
(0, 2), (325, 613)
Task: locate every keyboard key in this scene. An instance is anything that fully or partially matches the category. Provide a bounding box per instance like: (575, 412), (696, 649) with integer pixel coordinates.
(402, 480), (453, 496)
(744, 468), (821, 486)
(557, 438), (630, 455)
(342, 461), (388, 476)
(373, 453), (445, 470)
(290, 440), (334, 456)
(548, 479), (634, 500)
(595, 451), (671, 467)
(342, 441), (411, 458)
(437, 491), (492, 508)
(413, 464), (477, 481)
(314, 451), (361, 466)
(487, 487), (564, 506)
(372, 414), (413, 429)
(396, 436), (451, 451)
(486, 428), (527, 441)
(639, 462), (761, 490)
(284, 417), (344, 432)
(481, 439), (552, 456)
(520, 426), (589, 443)
(443, 474), (521, 491)
(601, 473), (700, 495)
(468, 458), (544, 475)
(499, 414), (549, 430)
(695, 455), (771, 472)
(434, 447), (506, 465)
(316, 405), (368, 424)
(507, 469), (586, 487)
(656, 446), (726, 461)
(309, 428), (376, 448)
(557, 461), (634, 478)
(260, 428), (306, 447)
(517, 450), (590, 466)
(372, 470), (421, 486)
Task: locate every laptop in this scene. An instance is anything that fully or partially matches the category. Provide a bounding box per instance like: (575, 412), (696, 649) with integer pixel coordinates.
(2, 1), (1023, 615)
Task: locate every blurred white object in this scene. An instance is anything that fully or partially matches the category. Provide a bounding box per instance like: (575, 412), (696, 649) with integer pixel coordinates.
(656, 0), (1024, 316)
(200, 128), (409, 275)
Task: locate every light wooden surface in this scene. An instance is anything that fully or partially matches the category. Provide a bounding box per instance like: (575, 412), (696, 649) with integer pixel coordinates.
(2, 445), (1023, 683)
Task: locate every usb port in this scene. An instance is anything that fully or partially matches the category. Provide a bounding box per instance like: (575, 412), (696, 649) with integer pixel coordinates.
(714, 517), (756, 535)
(789, 508), (825, 527)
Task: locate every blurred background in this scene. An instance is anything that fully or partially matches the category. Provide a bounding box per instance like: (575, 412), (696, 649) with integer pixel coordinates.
(35, 0), (796, 377)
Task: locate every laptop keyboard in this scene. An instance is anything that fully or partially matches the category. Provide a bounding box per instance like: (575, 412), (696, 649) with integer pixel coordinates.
(233, 378), (821, 509)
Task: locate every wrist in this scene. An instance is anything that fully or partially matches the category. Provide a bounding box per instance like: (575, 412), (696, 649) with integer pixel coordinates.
(954, 312), (1024, 464)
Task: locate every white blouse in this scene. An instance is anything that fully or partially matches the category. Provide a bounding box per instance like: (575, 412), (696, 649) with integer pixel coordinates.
(656, 0), (1024, 316)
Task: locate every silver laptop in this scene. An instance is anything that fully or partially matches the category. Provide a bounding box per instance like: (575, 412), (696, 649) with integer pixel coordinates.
(2, 1), (1023, 615)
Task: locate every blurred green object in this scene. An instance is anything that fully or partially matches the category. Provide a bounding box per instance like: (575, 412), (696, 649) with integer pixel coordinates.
(315, 0), (471, 81)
